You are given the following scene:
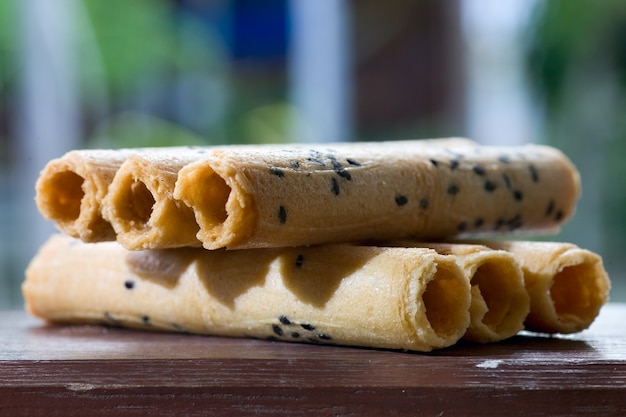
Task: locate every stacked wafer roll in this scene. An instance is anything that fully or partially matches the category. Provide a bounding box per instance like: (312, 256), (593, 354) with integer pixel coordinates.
(24, 138), (611, 352)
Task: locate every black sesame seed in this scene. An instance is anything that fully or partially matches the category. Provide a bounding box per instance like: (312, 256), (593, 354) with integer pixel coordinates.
(430, 159), (440, 167)
(329, 156), (351, 180)
(124, 280), (135, 290)
(395, 195), (408, 206)
(513, 190), (523, 201)
(270, 167), (285, 177)
(555, 210), (564, 221)
(331, 177), (340, 195)
(529, 164), (539, 182)
(484, 180), (496, 192)
(447, 184), (459, 196)
(346, 158), (361, 166)
(272, 324), (284, 336)
(457, 222), (468, 232)
(307, 150), (326, 166)
(142, 315), (151, 325)
(450, 159), (460, 170)
(295, 254), (304, 268)
(278, 206), (287, 224)
(336, 169), (351, 180)
(419, 198), (430, 209)
(104, 311), (120, 325)
(318, 333), (332, 341)
(279, 315), (292, 325)
(301, 323), (316, 331)
(502, 173), (512, 189)
(546, 200), (555, 216)
(509, 213), (519, 223)
(494, 218), (505, 230)
(171, 323), (186, 332)
(291, 332), (301, 339)
(474, 218), (484, 228)
(507, 214), (522, 228)
(473, 165), (486, 176)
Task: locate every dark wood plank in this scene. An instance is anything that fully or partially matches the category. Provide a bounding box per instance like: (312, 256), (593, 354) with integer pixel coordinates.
(1, 305), (625, 416)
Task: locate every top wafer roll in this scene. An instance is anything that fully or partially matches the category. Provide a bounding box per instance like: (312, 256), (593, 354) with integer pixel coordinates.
(173, 140), (581, 250)
(102, 138), (474, 249)
(35, 139), (581, 251)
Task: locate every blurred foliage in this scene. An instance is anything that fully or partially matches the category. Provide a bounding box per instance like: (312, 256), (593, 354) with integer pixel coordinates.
(0, 0), (291, 150)
(526, 0), (626, 298)
(0, 1), (17, 84)
(89, 112), (206, 148)
(79, 0), (174, 94)
(526, 0), (626, 114)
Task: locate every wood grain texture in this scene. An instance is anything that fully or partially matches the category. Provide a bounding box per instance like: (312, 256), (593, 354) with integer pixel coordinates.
(1, 304), (625, 416)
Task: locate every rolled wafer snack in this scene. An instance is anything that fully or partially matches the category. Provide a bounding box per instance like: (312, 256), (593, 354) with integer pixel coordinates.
(479, 241), (611, 334)
(102, 148), (213, 249)
(100, 138), (474, 250)
(23, 235), (472, 352)
(384, 241), (530, 343)
(173, 141), (580, 250)
(35, 147), (205, 242)
(35, 149), (132, 241)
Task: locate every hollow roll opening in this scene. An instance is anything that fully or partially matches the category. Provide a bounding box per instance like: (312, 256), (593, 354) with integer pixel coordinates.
(115, 179), (156, 230)
(181, 166), (231, 227)
(42, 171), (85, 221)
(470, 260), (527, 332)
(550, 261), (605, 324)
(422, 263), (469, 339)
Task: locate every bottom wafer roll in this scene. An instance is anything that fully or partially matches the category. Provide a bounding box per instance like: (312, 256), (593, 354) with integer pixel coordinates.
(382, 241), (530, 343)
(23, 235), (472, 352)
(479, 240), (611, 334)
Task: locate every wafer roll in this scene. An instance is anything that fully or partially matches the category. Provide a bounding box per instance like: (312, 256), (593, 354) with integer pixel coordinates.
(480, 241), (611, 334)
(23, 234), (472, 352)
(385, 242), (530, 343)
(35, 149), (133, 241)
(103, 149), (211, 249)
(173, 142), (580, 250)
(100, 138), (474, 250)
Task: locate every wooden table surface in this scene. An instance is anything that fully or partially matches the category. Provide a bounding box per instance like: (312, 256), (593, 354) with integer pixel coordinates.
(1, 304), (625, 416)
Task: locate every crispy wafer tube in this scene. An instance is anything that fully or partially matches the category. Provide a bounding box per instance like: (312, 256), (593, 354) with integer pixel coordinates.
(384, 242), (530, 343)
(100, 138), (474, 250)
(23, 235), (472, 352)
(174, 142), (580, 250)
(103, 149), (212, 249)
(35, 149), (132, 241)
(35, 147), (201, 242)
(479, 241), (611, 334)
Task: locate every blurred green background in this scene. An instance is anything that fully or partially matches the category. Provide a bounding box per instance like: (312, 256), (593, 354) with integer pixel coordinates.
(0, 0), (624, 308)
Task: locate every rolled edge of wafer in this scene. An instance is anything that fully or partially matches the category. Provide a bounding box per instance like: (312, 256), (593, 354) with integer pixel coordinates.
(35, 149), (131, 241)
(23, 235), (472, 352)
(480, 240), (611, 334)
(383, 241), (530, 343)
(103, 151), (208, 249)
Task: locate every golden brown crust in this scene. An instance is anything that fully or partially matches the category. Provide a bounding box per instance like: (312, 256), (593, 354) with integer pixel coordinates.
(103, 150), (208, 249)
(174, 142), (580, 250)
(35, 150), (131, 241)
(23, 235), (472, 352)
(383, 241), (530, 343)
(478, 241), (611, 333)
